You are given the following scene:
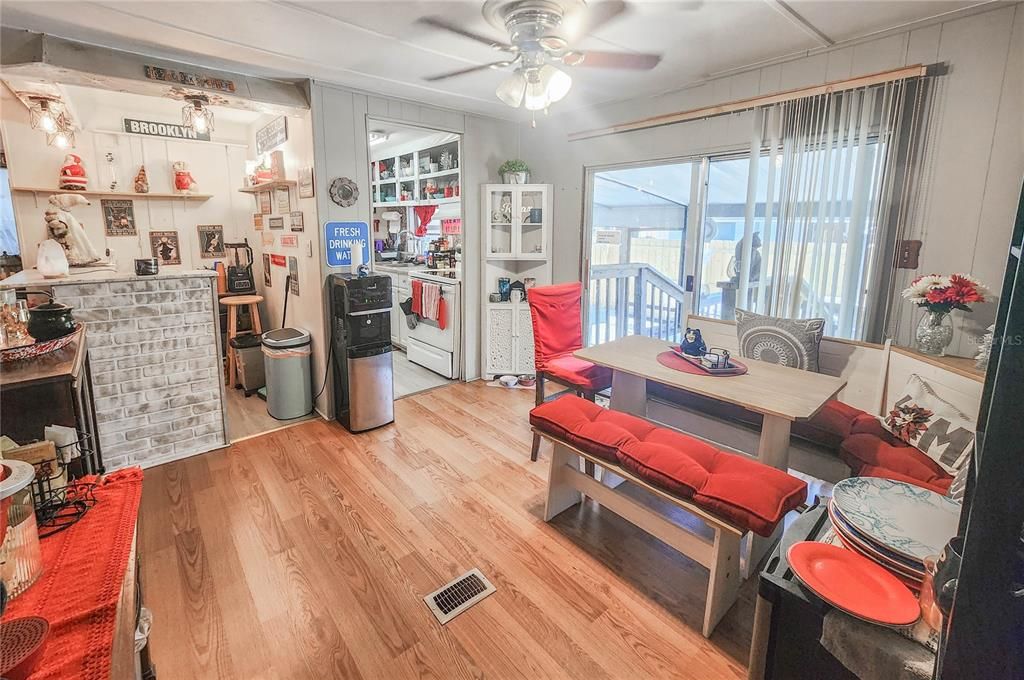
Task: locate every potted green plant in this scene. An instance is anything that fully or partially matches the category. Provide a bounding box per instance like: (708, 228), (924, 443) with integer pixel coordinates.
(499, 159), (530, 185)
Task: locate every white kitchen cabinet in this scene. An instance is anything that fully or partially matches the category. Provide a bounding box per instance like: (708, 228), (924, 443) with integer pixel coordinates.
(483, 184), (551, 261)
(484, 301), (535, 379)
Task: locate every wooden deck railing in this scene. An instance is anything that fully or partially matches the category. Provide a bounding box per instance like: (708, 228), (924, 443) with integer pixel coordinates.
(587, 264), (688, 345)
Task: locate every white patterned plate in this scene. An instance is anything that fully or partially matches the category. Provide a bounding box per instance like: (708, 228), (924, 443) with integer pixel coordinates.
(831, 477), (962, 563)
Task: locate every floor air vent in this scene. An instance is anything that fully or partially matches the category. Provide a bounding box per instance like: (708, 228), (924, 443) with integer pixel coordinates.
(424, 568), (496, 624)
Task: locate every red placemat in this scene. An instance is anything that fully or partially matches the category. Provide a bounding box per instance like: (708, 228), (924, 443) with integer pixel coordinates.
(657, 351), (748, 376)
(2, 467), (143, 680)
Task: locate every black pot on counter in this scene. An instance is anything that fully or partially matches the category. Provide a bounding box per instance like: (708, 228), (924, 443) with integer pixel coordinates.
(27, 298), (76, 341)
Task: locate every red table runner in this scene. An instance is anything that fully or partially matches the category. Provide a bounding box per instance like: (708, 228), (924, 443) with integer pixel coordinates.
(2, 468), (143, 680)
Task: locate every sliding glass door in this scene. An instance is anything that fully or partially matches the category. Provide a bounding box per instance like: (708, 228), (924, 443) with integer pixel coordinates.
(583, 162), (699, 345)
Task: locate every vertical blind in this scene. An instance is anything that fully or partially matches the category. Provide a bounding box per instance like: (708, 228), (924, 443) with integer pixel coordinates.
(733, 77), (931, 340)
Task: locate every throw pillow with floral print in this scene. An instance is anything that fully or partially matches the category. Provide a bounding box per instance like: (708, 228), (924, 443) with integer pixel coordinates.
(881, 374), (975, 474)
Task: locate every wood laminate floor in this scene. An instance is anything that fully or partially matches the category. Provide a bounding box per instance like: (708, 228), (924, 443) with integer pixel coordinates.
(224, 384), (315, 441)
(139, 381), (755, 680)
(393, 347), (454, 399)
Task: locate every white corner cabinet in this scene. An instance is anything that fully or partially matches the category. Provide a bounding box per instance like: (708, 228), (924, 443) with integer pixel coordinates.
(484, 300), (535, 378)
(483, 184), (551, 261)
(481, 183), (554, 379)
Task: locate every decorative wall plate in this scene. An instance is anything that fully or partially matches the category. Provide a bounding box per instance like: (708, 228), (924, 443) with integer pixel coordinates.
(329, 177), (359, 207)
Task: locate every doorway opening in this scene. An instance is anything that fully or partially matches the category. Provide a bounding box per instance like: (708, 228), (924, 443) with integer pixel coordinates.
(365, 119), (464, 400)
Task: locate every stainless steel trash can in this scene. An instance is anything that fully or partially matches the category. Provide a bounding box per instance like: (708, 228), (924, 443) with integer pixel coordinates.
(262, 328), (312, 420)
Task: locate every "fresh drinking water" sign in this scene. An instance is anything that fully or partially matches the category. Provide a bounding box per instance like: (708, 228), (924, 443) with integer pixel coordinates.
(323, 221), (370, 268)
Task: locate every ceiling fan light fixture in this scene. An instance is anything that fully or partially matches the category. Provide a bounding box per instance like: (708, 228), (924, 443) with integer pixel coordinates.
(538, 35), (568, 51)
(542, 64), (572, 103)
(495, 71), (527, 108)
(561, 51), (585, 66)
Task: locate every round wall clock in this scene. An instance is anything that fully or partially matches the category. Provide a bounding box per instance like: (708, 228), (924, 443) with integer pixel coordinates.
(329, 177), (359, 207)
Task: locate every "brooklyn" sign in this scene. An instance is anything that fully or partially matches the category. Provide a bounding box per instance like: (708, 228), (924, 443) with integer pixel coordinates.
(123, 118), (211, 142)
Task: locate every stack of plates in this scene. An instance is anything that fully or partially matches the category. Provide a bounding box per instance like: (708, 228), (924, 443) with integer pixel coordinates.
(828, 477), (962, 591)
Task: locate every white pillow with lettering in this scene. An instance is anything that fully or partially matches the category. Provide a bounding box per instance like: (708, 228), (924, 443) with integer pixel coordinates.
(883, 374), (975, 474)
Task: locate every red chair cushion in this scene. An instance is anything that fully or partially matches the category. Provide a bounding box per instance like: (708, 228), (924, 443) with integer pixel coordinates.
(527, 282), (585, 371)
(791, 399), (867, 450)
(856, 465), (953, 495)
(840, 433), (953, 492)
(530, 396), (808, 536)
(544, 354), (613, 392)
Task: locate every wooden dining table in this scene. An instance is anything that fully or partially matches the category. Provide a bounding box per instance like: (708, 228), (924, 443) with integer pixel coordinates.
(575, 334), (847, 572)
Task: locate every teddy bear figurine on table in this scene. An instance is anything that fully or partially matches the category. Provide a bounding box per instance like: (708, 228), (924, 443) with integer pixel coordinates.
(680, 327), (707, 357)
(172, 160), (197, 194)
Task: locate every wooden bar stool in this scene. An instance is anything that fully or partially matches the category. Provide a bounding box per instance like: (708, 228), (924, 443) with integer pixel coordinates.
(220, 295), (263, 387)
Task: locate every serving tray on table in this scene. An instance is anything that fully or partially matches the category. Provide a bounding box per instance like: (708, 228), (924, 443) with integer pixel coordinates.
(667, 346), (748, 375)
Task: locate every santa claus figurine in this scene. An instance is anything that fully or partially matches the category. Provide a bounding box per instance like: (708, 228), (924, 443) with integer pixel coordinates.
(58, 154), (88, 191)
(172, 160), (197, 194)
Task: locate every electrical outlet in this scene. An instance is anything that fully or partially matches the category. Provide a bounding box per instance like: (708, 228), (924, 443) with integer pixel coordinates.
(896, 239), (922, 269)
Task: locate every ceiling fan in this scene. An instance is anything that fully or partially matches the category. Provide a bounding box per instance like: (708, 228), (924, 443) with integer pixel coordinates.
(418, 0), (662, 113)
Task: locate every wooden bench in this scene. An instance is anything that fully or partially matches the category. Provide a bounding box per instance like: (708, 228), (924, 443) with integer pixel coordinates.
(539, 430), (746, 637)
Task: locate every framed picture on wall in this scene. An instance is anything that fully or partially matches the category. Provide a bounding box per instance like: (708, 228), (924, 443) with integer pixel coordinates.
(298, 167), (314, 198)
(288, 256), (299, 296)
(149, 231), (181, 265)
(101, 199), (137, 236)
(290, 211), (304, 232)
(257, 191), (272, 214)
(253, 213), (264, 230)
(262, 253), (271, 286)
(275, 186), (291, 214)
(268, 216), (285, 230)
(197, 224), (225, 258)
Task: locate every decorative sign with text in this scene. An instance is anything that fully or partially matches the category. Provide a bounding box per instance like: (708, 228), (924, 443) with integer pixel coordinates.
(323, 221), (370, 268)
(255, 116), (288, 155)
(123, 118), (210, 141)
(143, 65), (236, 92)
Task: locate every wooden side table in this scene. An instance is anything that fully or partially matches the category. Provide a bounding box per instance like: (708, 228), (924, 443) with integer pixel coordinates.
(219, 295), (263, 387)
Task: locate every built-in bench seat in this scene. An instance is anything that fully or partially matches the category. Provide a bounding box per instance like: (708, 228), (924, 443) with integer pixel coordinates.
(530, 394), (807, 636)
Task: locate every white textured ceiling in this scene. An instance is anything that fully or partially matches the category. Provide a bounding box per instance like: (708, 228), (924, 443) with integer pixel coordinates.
(0, 1), (988, 120)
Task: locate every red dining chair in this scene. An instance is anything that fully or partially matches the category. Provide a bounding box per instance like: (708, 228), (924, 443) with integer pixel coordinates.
(527, 282), (613, 461)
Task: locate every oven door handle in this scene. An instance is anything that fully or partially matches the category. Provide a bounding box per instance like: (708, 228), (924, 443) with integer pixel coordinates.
(347, 308), (391, 317)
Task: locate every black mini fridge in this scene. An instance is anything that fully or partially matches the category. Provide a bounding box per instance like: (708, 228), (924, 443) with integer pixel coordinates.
(329, 274), (394, 432)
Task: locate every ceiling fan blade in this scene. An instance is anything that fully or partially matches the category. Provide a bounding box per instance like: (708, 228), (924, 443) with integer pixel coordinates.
(560, 0), (628, 41)
(417, 16), (514, 52)
(424, 62), (511, 82)
(570, 50), (661, 70)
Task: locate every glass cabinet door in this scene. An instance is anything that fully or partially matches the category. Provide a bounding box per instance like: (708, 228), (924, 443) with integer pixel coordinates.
(488, 188), (514, 257)
(516, 188), (546, 258)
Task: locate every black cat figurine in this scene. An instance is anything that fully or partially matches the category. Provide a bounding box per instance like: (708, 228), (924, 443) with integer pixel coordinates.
(680, 327), (707, 357)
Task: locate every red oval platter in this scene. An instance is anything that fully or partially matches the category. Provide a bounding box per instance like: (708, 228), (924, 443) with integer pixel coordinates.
(788, 541), (921, 626)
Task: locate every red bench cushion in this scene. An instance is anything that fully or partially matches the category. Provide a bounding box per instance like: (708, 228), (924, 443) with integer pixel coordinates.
(530, 395), (808, 536)
(543, 354), (613, 392)
(791, 399), (867, 450)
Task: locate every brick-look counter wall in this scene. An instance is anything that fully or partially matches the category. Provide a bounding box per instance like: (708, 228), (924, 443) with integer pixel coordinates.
(53, 273), (228, 470)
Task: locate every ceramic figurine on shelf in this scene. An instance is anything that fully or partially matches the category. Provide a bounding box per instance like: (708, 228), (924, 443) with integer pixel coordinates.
(44, 193), (103, 266)
(58, 153), (88, 191)
(172, 160), (197, 194)
(105, 151), (119, 191)
(133, 165), (149, 193)
(680, 327), (707, 357)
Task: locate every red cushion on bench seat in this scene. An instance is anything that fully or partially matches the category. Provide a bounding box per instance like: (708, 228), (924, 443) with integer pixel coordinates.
(530, 395), (808, 536)
(543, 354), (613, 392)
(840, 433), (953, 493)
(857, 464), (953, 495)
(529, 394), (652, 463)
(791, 399), (866, 450)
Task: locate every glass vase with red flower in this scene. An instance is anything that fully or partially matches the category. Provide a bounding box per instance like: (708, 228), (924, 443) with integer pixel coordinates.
(902, 273), (988, 357)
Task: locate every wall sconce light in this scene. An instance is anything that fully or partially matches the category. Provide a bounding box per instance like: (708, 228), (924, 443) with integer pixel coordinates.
(182, 94), (214, 134)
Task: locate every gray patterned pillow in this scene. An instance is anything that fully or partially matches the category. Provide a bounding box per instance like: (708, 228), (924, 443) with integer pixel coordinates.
(734, 308), (825, 372)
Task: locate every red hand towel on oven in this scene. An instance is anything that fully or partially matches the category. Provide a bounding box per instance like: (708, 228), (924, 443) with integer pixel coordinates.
(421, 282), (441, 321)
(411, 278), (423, 316)
(437, 294), (447, 330)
